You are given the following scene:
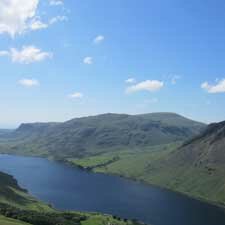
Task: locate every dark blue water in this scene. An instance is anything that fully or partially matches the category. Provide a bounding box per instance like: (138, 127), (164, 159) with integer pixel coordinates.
(0, 154), (224, 225)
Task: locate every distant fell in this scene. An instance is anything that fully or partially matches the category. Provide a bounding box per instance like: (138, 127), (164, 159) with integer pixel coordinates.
(0, 112), (205, 159)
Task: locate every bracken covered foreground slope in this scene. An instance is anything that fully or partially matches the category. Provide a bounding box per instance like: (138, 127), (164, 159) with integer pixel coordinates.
(0, 113), (205, 159)
(0, 172), (143, 225)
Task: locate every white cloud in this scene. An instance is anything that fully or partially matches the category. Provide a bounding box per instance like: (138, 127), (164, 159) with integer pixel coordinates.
(126, 80), (164, 94)
(201, 79), (225, 93)
(125, 78), (136, 84)
(0, 0), (39, 37)
(83, 56), (93, 65)
(93, 35), (105, 44)
(49, 16), (68, 25)
(0, 46), (52, 64)
(30, 19), (48, 30)
(30, 16), (67, 30)
(19, 78), (39, 87)
(69, 92), (83, 99)
(0, 0), (67, 37)
(49, 0), (63, 6)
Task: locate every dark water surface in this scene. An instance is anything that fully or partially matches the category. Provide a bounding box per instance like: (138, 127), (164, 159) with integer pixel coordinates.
(0, 154), (224, 225)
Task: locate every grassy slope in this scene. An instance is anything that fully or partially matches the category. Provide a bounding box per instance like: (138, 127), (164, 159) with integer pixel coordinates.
(0, 172), (50, 225)
(0, 215), (31, 225)
(0, 172), (52, 212)
(145, 121), (225, 206)
(68, 143), (179, 174)
(140, 164), (225, 206)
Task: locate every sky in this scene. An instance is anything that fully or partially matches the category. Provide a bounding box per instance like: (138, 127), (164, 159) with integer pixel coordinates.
(0, 0), (225, 128)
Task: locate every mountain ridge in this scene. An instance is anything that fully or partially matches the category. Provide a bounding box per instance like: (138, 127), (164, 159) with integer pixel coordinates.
(0, 112), (205, 159)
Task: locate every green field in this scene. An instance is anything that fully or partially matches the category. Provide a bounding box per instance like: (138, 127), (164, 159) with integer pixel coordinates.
(68, 154), (120, 170)
(67, 143), (179, 178)
(81, 214), (139, 225)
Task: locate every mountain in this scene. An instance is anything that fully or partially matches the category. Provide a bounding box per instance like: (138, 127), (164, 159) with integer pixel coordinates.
(143, 120), (225, 205)
(0, 113), (205, 159)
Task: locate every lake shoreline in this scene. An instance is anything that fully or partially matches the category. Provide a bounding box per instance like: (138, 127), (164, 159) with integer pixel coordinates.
(1, 153), (225, 225)
(63, 158), (225, 213)
(1, 152), (225, 214)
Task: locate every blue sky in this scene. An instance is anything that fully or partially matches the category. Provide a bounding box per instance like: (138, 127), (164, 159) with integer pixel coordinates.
(0, 0), (225, 128)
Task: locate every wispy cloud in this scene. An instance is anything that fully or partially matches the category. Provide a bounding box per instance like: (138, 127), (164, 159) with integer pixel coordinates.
(30, 16), (67, 31)
(125, 78), (136, 84)
(93, 35), (105, 44)
(83, 57), (93, 65)
(49, 16), (68, 25)
(0, 51), (9, 56)
(49, 0), (64, 6)
(0, 46), (53, 64)
(201, 79), (225, 93)
(30, 19), (48, 30)
(19, 78), (39, 87)
(69, 92), (83, 99)
(126, 80), (164, 94)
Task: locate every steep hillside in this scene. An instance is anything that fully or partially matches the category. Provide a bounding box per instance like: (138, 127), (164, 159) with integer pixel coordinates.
(0, 113), (205, 159)
(139, 121), (225, 205)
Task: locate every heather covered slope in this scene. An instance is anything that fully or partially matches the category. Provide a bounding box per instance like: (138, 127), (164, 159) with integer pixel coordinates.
(0, 113), (205, 159)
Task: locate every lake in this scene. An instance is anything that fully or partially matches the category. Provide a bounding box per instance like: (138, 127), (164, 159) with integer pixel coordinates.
(0, 154), (224, 225)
